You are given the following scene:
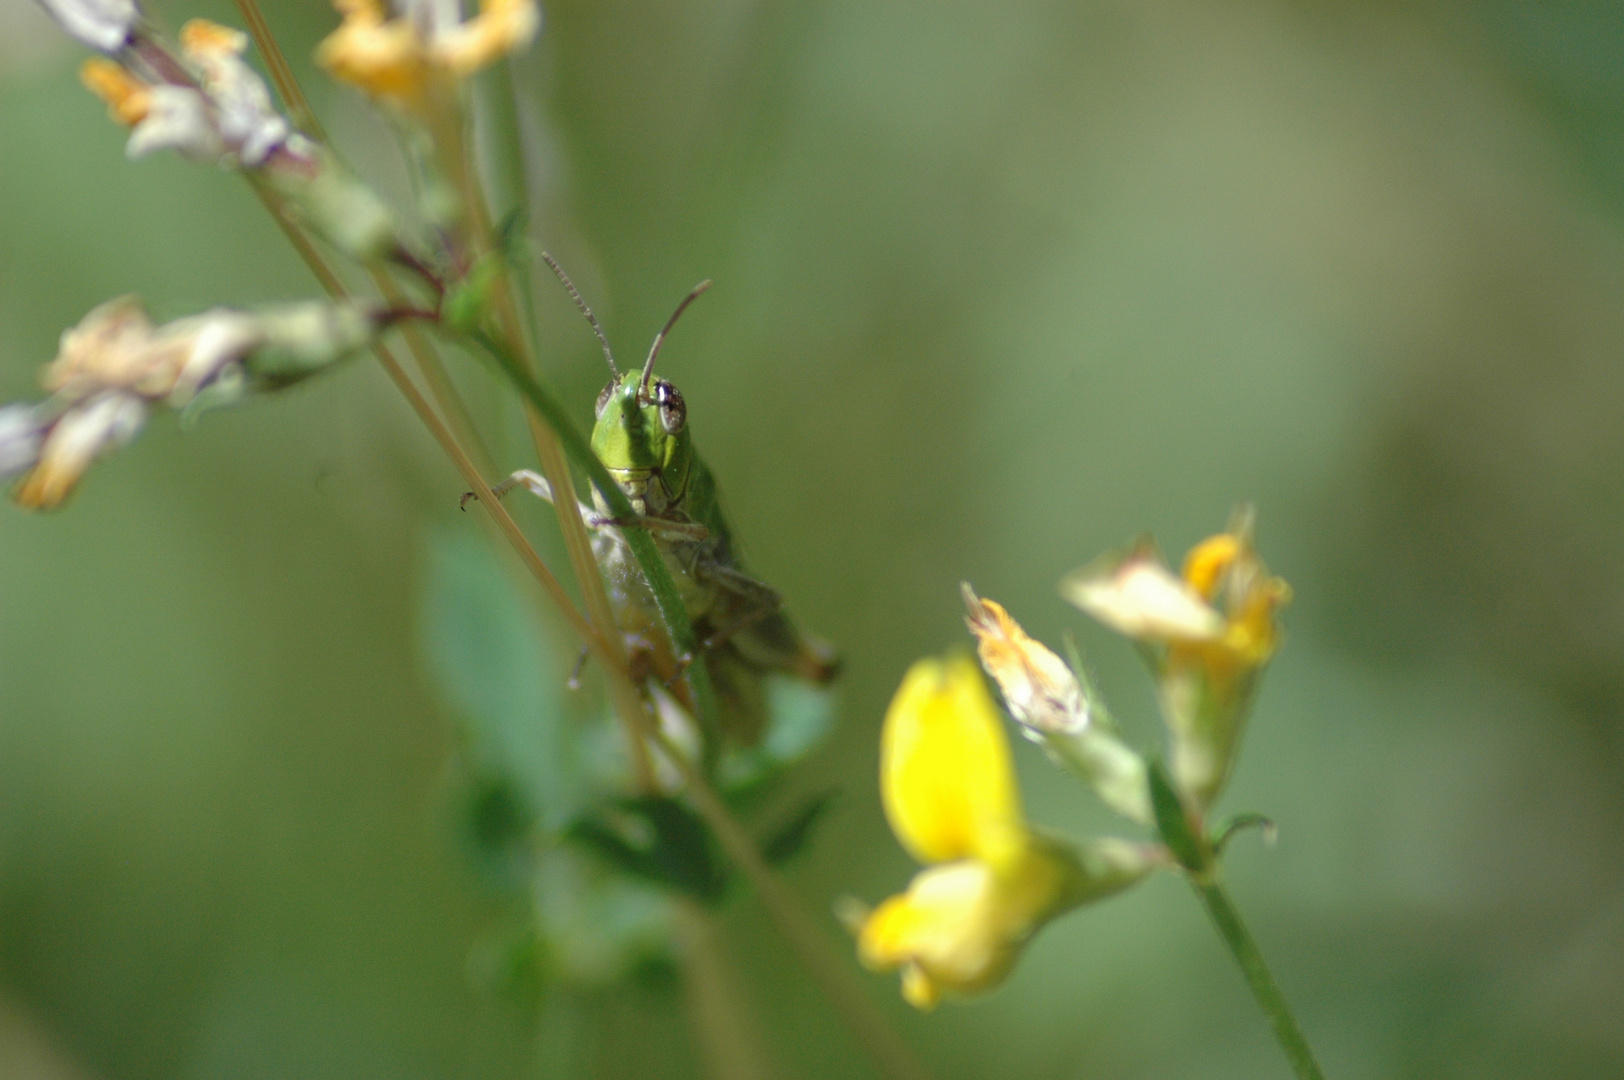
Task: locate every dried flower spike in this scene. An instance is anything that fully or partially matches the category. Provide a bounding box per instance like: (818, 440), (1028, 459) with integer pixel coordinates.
(7, 298), (386, 509)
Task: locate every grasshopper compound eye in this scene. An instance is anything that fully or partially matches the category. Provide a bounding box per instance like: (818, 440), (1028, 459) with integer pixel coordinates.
(595, 380), (617, 417)
(653, 379), (686, 435)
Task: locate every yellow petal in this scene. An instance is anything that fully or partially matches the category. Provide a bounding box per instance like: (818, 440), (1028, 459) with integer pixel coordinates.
(80, 59), (152, 127)
(855, 848), (1079, 1008)
(856, 861), (1014, 996)
(1181, 532), (1241, 600)
(316, 8), (427, 102)
(880, 654), (1025, 866)
(900, 964), (940, 1010)
(178, 18), (248, 58)
(435, 0), (539, 75)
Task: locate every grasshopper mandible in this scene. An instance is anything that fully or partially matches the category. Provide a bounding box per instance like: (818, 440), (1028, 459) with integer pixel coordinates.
(486, 256), (838, 748)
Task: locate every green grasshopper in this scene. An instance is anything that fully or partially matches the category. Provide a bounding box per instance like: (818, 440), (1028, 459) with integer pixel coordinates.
(488, 257), (837, 747)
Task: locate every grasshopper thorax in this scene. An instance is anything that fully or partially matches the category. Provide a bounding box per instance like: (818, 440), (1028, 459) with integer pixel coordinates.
(591, 371), (693, 515)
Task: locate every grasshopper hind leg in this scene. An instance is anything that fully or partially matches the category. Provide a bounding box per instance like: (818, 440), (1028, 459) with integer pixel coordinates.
(693, 562), (840, 685)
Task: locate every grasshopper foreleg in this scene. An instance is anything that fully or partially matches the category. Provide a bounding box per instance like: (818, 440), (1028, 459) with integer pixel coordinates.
(567, 646), (589, 690)
(462, 470), (708, 541)
(589, 513), (709, 542)
(460, 469), (584, 513)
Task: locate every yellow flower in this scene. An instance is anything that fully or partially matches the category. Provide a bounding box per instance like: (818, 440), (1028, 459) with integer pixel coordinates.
(1060, 511), (1291, 807)
(316, 0), (539, 106)
(852, 655), (1153, 1008)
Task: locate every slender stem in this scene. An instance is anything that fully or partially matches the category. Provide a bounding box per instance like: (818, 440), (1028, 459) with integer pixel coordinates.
(649, 729), (933, 1080)
(233, 0), (325, 139)
(249, 179), (605, 660)
(1188, 875), (1326, 1080)
(369, 267), (496, 474)
(432, 102), (661, 790)
(672, 897), (775, 1080)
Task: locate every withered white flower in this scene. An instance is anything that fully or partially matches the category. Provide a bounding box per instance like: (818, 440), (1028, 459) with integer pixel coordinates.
(128, 84), (224, 160)
(33, 0), (137, 53)
(42, 296), (254, 405)
(178, 19), (292, 167)
(1061, 551), (1225, 642)
(0, 406), (44, 479)
(14, 392), (146, 510)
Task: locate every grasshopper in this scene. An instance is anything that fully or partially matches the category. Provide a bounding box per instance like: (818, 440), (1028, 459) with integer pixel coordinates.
(487, 257), (837, 747)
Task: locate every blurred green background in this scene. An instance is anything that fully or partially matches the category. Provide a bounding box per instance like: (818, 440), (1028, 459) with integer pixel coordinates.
(3, 0), (1623, 1077)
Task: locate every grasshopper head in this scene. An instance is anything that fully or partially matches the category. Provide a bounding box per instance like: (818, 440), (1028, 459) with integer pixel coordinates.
(540, 254), (709, 515)
(591, 371), (693, 514)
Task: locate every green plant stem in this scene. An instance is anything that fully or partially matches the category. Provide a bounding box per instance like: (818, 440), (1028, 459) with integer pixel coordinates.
(432, 102), (661, 792)
(647, 731), (933, 1080)
(672, 897), (775, 1080)
(247, 178), (602, 659)
(1188, 874), (1326, 1080)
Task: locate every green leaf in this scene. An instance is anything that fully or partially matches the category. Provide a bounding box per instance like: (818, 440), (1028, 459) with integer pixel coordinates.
(442, 255), (502, 333)
(466, 921), (550, 1008)
(420, 531), (579, 829)
(568, 797), (727, 903)
(760, 788), (838, 865)
(458, 773), (537, 890)
(716, 676), (836, 793)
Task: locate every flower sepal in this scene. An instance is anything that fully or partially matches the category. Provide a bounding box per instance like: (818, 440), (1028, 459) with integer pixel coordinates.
(853, 831), (1160, 1010)
(262, 146), (402, 264)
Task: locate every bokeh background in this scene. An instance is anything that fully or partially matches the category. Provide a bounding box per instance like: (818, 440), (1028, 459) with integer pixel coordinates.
(3, 0), (1623, 1077)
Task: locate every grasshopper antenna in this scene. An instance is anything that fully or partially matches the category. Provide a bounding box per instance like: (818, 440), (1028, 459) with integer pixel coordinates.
(541, 251), (618, 377)
(641, 280), (712, 393)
